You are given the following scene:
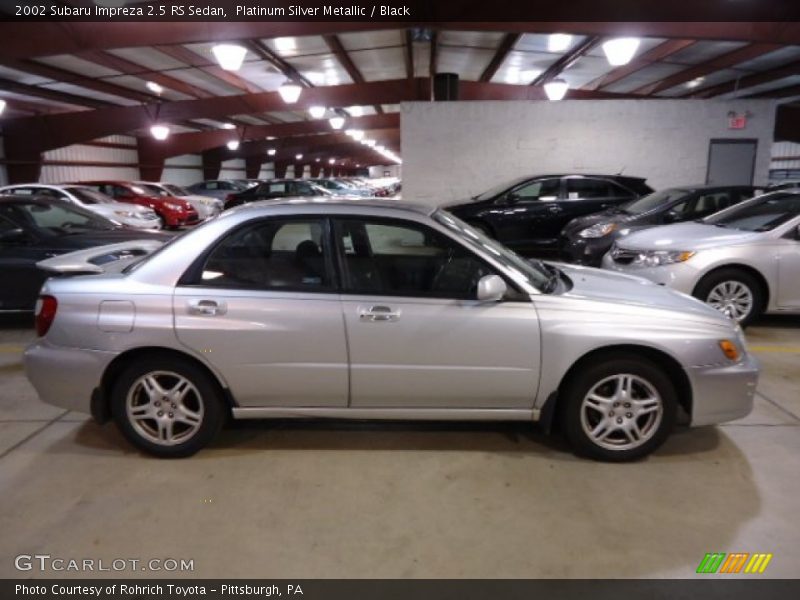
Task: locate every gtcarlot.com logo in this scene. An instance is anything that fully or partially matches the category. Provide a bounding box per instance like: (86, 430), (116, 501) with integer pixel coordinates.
(14, 554), (194, 573)
(696, 552), (773, 574)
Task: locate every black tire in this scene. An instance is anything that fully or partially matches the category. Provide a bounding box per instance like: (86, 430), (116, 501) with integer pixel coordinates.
(692, 268), (764, 327)
(110, 355), (225, 458)
(561, 354), (678, 462)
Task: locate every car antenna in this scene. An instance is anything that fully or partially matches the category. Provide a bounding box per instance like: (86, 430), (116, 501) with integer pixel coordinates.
(617, 166), (626, 175)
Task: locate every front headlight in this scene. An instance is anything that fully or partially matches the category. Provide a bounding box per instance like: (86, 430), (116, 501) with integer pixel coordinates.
(113, 210), (135, 218)
(718, 339), (741, 362)
(632, 249), (695, 267)
(578, 222), (618, 238)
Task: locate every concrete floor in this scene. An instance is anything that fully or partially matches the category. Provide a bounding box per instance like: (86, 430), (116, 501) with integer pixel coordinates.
(0, 314), (798, 579)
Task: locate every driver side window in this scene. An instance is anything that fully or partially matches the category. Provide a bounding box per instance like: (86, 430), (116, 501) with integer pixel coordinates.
(335, 218), (493, 299)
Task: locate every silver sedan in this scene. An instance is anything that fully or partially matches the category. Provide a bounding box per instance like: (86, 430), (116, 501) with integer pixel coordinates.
(24, 199), (758, 460)
(602, 191), (800, 326)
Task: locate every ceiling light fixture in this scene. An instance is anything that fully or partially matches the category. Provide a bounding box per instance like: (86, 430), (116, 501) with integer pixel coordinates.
(278, 82), (302, 103)
(602, 37), (641, 66)
(220, 123), (236, 130)
(348, 106), (364, 117)
(226, 140), (240, 151)
(267, 148), (276, 156)
(150, 125), (169, 140)
(212, 44), (248, 71)
(686, 77), (706, 89)
(548, 33), (573, 53)
(544, 78), (569, 101)
(328, 158), (335, 165)
(308, 105), (327, 119)
(329, 116), (345, 130)
(347, 129), (365, 141)
(295, 153), (303, 160)
(0, 99), (6, 116)
(146, 81), (163, 95)
(315, 158), (320, 162)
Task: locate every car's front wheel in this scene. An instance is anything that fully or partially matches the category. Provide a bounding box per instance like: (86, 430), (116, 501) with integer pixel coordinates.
(561, 355), (677, 461)
(111, 356), (225, 458)
(693, 268), (764, 327)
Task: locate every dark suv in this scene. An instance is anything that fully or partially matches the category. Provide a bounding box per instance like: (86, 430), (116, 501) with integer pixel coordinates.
(224, 179), (330, 209)
(445, 174), (652, 256)
(560, 185), (761, 266)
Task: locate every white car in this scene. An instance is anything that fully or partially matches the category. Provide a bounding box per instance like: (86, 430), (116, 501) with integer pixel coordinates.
(0, 184), (161, 229)
(136, 182), (223, 220)
(602, 190), (800, 325)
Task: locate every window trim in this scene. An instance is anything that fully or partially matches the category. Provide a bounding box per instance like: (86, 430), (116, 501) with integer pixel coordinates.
(331, 215), (526, 301)
(178, 215), (339, 294)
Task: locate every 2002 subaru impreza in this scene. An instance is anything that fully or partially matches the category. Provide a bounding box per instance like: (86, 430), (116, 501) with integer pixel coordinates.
(24, 199), (758, 461)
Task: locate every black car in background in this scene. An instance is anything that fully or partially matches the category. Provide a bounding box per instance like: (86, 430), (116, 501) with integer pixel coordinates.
(225, 179), (331, 209)
(445, 174), (652, 256)
(0, 196), (170, 311)
(560, 185), (761, 265)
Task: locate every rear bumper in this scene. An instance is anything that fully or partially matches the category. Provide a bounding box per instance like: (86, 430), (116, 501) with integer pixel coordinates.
(24, 340), (117, 414)
(688, 353), (759, 426)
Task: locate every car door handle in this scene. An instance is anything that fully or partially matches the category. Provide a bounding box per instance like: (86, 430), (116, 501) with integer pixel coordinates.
(547, 204), (561, 212)
(359, 305), (400, 322)
(187, 299), (227, 316)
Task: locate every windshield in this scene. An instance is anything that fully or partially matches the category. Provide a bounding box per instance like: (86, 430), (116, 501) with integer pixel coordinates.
(434, 210), (551, 292)
(162, 184), (189, 196)
(473, 177), (530, 202)
(623, 188), (689, 215)
(65, 187), (115, 205)
(1, 201), (116, 234)
(704, 192), (800, 232)
(138, 184), (168, 197)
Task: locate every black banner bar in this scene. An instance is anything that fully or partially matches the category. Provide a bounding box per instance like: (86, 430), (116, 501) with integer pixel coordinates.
(4, 580), (800, 600)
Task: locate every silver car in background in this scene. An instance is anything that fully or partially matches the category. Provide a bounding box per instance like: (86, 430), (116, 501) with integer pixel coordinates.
(0, 184), (162, 229)
(25, 199), (757, 461)
(602, 191), (800, 325)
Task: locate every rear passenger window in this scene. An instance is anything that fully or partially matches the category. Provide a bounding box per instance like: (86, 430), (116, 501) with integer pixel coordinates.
(197, 219), (331, 292)
(565, 178), (615, 199)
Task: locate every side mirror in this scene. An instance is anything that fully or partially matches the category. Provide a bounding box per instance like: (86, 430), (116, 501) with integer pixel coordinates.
(504, 193), (520, 204)
(663, 210), (681, 223)
(795, 224), (800, 240)
(477, 274), (507, 302)
(0, 227), (32, 245)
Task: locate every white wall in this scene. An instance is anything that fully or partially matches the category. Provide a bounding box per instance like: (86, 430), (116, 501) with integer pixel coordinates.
(39, 136), (139, 183)
(402, 100), (777, 204)
(369, 165), (402, 179)
(259, 161), (275, 180)
(771, 141), (800, 173)
(219, 158), (246, 180)
(162, 154), (203, 186)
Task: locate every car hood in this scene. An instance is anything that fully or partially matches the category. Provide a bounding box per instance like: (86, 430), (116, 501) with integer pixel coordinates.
(102, 202), (155, 215)
(615, 222), (763, 251)
(552, 262), (731, 326)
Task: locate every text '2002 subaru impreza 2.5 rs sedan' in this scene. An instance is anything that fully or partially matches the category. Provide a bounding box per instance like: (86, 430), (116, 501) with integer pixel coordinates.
(24, 199), (758, 461)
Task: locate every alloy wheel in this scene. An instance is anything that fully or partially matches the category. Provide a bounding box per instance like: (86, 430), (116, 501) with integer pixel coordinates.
(706, 280), (753, 322)
(579, 374), (663, 451)
(126, 371), (205, 446)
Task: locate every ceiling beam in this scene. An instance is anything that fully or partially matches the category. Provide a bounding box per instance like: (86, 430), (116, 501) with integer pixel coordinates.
(0, 76), (111, 109)
(532, 36), (602, 85)
(745, 83), (800, 99)
(688, 59), (800, 98)
(323, 34), (383, 114)
(582, 39), (696, 91)
(221, 130), (401, 160)
(479, 33), (522, 83)
(4, 22), (800, 60)
(242, 38), (313, 87)
(155, 45), (264, 95)
(460, 80), (635, 100)
(632, 42), (782, 96)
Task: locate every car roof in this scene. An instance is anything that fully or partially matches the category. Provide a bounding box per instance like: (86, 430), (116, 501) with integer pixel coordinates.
(226, 196), (434, 216)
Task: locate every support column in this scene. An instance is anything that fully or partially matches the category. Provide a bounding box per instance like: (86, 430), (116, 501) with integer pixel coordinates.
(202, 149), (222, 180)
(274, 160), (290, 179)
(137, 136), (165, 181)
(245, 156), (263, 179)
(310, 163), (322, 177)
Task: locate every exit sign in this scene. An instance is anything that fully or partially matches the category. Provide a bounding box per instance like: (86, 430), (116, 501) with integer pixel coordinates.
(728, 114), (747, 129)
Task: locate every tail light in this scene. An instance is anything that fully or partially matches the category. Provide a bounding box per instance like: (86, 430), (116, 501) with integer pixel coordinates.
(35, 295), (58, 337)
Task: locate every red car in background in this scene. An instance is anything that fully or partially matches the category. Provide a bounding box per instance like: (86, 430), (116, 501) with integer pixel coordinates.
(75, 181), (199, 229)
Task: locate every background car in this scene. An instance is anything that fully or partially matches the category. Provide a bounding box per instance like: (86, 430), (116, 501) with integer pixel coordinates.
(0, 184), (162, 230)
(224, 179), (331, 209)
(187, 179), (250, 201)
(136, 181), (223, 221)
(446, 174), (653, 256)
(0, 196), (170, 311)
(77, 181), (199, 229)
(308, 178), (372, 197)
(767, 180), (800, 192)
(561, 185), (760, 266)
(602, 190), (800, 326)
(24, 199), (756, 462)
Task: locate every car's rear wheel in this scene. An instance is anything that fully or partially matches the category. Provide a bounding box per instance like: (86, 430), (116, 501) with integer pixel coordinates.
(561, 355), (677, 461)
(693, 268), (764, 327)
(111, 357), (224, 458)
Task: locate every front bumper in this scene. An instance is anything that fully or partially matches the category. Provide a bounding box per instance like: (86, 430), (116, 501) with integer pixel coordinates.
(560, 235), (613, 266)
(688, 353), (759, 426)
(24, 340), (117, 414)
